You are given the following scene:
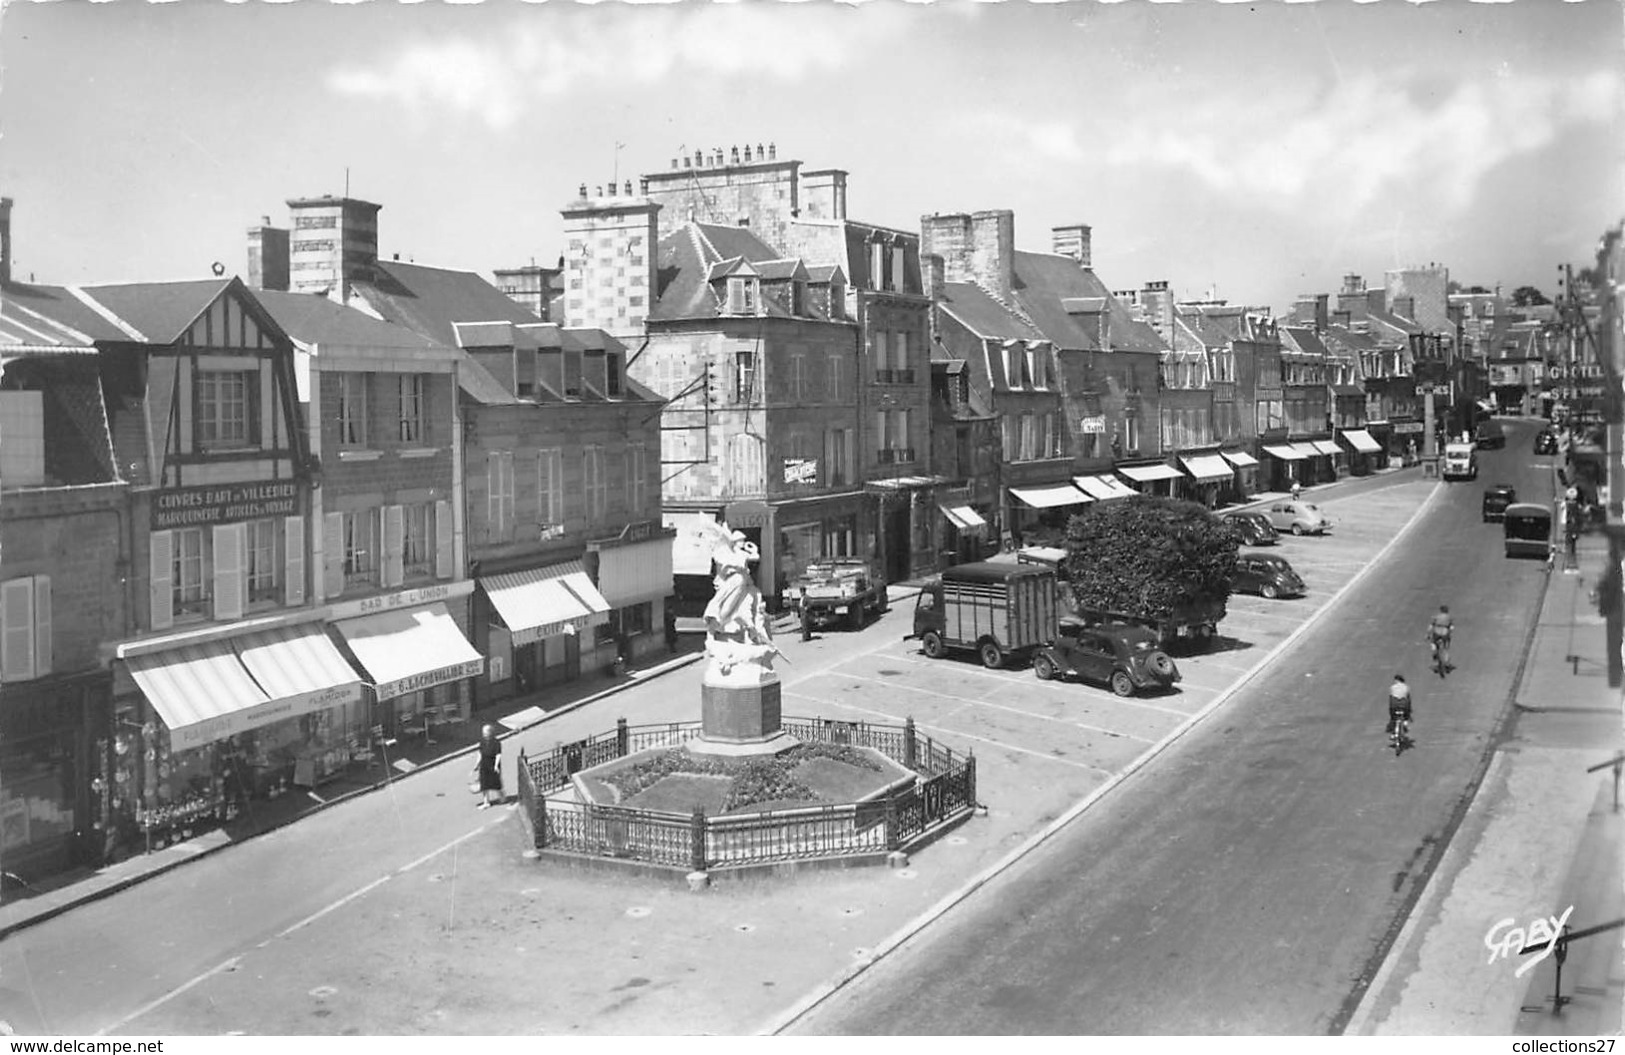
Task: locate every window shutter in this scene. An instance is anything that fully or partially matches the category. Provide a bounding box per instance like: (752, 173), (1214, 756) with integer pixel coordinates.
(383, 504), (405, 588)
(149, 529), (174, 631)
(435, 499), (454, 580)
(502, 452), (515, 536)
(324, 512), (345, 598)
(844, 428), (855, 484)
(31, 575), (51, 677)
(284, 515), (306, 607)
(487, 451), (502, 539)
(1, 578), (35, 682)
(213, 522), (244, 621)
(874, 332), (888, 373)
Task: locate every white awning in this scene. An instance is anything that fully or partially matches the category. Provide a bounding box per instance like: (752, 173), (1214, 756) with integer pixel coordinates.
(334, 603), (484, 701)
(1221, 450), (1259, 468)
(1179, 454), (1233, 481)
(483, 561), (613, 646)
(1292, 442), (1326, 458)
(1310, 440), (1342, 457)
(939, 504), (988, 531)
(1073, 475), (1138, 500)
(1340, 429), (1382, 454)
(1009, 484), (1092, 509)
(235, 624), (364, 713)
(1263, 444), (1308, 461)
(1118, 463), (1185, 482)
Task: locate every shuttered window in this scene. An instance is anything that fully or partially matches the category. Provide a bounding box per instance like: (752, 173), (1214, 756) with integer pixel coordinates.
(173, 527), (207, 620)
(284, 515), (306, 606)
(434, 499), (454, 580)
(537, 448), (563, 529)
(0, 575), (49, 682)
(212, 522), (245, 622)
(487, 450), (514, 541)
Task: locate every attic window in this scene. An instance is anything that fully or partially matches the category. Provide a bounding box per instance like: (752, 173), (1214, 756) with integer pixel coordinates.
(606, 352), (623, 397)
(891, 245), (905, 292)
(564, 350), (583, 398)
(791, 280), (806, 316)
(870, 240), (885, 291)
(727, 277), (758, 315)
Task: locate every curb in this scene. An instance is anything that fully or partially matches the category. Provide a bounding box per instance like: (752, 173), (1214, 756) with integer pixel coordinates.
(762, 477), (1446, 1034)
(0, 651), (709, 942)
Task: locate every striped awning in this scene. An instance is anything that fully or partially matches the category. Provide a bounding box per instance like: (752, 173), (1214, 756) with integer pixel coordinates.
(1310, 439), (1342, 457)
(1221, 450), (1259, 468)
(1118, 463), (1185, 483)
(125, 640), (270, 751)
(1073, 475), (1137, 500)
(335, 603), (484, 701)
(1009, 484), (1092, 509)
(1292, 442), (1326, 459)
(483, 561), (612, 646)
(236, 624), (364, 711)
(1341, 429), (1382, 453)
(1263, 444), (1308, 461)
(1179, 454), (1233, 481)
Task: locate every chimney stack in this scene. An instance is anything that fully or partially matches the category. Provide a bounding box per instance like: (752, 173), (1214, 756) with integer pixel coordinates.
(920, 210), (1015, 304)
(0, 197), (12, 286)
(246, 215), (290, 292)
(1052, 223), (1092, 268)
(285, 195), (380, 300)
(800, 169), (848, 221)
(923, 253), (945, 303)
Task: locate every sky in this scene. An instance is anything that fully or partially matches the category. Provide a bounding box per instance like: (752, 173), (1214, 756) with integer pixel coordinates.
(0, 0), (1620, 315)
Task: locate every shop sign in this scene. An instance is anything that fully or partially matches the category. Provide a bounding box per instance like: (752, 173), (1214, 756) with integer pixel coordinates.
(166, 681), (362, 750)
(1393, 422), (1425, 434)
(153, 481), (299, 529)
(588, 519), (674, 549)
(783, 457), (819, 484)
(510, 614), (593, 647)
(375, 658), (485, 701)
(326, 581), (474, 621)
(1079, 416), (1107, 434)
(726, 500), (773, 530)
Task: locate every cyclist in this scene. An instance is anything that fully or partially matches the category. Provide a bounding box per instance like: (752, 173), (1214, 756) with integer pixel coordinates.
(1427, 605), (1454, 673)
(1387, 674), (1412, 743)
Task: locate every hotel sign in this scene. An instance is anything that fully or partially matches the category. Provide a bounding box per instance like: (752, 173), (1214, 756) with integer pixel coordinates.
(1079, 416), (1107, 434)
(374, 658), (485, 701)
(153, 481), (299, 529)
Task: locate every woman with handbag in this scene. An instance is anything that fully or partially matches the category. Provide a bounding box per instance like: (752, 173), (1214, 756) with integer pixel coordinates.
(474, 724), (503, 809)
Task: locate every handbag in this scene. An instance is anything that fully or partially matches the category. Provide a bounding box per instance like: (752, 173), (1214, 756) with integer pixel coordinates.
(468, 780), (481, 795)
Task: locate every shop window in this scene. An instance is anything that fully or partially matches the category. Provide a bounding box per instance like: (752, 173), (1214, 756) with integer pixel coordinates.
(246, 519), (281, 605)
(173, 527), (208, 619)
(196, 370), (257, 450)
(398, 375), (425, 444)
(623, 602), (652, 636)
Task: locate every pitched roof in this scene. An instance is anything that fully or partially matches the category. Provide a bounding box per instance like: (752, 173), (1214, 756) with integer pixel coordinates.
(354, 260), (546, 347)
(0, 281), (127, 347)
(938, 281), (1046, 341)
(255, 289), (448, 352)
(651, 222), (830, 323)
(1008, 251), (1165, 353)
(75, 279), (236, 344)
(1280, 326), (1330, 357)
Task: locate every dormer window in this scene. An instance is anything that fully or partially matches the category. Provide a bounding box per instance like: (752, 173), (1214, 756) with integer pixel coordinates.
(870, 240), (885, 291)
(791, 280), (805, 316)
(891, 244), (905, 292)
(727, 276), (758, 315)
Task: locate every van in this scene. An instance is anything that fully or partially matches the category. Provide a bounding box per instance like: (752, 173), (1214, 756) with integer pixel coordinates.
(1503, 503), (1552, 559)
(911, 561), (1059, 669)
(1442, 442), (1478, 481)
(1475, 419), (1505, 450)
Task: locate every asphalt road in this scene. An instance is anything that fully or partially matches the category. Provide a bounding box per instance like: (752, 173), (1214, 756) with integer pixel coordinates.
(788, 425), (1559, 1035)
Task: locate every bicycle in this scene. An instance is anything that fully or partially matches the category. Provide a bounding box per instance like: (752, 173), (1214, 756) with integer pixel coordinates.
(1428, 635), (1451, 678)
(1390, 711), (1412, 756)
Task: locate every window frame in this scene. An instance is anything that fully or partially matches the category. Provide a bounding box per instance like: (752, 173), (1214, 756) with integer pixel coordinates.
(337, 372), (368, 448)
(196, 369), (257, 450)
(398, 374), (425, 445)
(173, 526), (208, 618)
(342, 509), (377, 586)
(245, 518), (281, 605)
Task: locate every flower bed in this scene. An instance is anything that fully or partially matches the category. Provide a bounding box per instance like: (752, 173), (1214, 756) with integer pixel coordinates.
(599, 742), (887, 816)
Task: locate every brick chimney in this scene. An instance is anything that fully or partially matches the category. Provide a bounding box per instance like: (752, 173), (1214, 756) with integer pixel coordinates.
(286, 195), (381, 300)
(247, 215), (290, 292)
(923, 253), (945, 303)
(800, 169), (848, 221)
(0, 197), (11, 285)
(1052, 223), (1092, 268)
(969, 210), (1014, 303)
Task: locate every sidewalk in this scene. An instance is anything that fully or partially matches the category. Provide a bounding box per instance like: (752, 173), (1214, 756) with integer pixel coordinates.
(1346, 529), (1625, 1035)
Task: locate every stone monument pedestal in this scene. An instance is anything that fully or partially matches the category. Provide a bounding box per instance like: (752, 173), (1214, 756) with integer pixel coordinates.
(687, 666), (797, 758)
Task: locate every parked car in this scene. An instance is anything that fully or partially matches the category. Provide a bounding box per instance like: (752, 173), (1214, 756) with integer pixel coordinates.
(1264, 500), (1332, 536)
(1534, 429), (1559, 455)
(1482, 484), (1517, 522)
(1032, 617), (1181, 697)
(1231, 554), (1305, 599)
(1475, 419), (1506, 449)
(1221, 511), (1280, 546)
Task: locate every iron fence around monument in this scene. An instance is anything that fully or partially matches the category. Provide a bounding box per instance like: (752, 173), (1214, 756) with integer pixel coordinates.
(514, 715), (977, 872)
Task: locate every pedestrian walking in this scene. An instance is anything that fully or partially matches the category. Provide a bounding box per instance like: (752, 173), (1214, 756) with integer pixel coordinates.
(799, 586), (813, 642)
(663, 606), (679, 654)
(1290, 480), (1301, 501)
(474, 724), (503, 809)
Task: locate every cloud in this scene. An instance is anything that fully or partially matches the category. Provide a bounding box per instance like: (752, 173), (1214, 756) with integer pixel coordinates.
(1103, 68), (1621, 215)
(327, 5), (909, 130)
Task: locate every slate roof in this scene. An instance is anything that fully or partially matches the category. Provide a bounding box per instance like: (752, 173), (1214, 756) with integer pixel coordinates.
(937, 281), (1046, 342)
(0, 281), (126, 347)
(1280, 326), (1331, 358)
(1009, 251), (1166, 354)
(354, 260), (546, 348)
(255, 289), (449, 353)
(75, 279), (237, 344)
(651, 223), (832, 323)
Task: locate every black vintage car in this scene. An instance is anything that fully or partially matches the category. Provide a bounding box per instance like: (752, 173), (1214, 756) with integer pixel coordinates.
(1220, 511), (1280, 546)
(1534, 430), (1559, 455)
(1231, 554), (1305, 599)
(1032, 618), (1181, 697)
(1482, 484), (1517, 522)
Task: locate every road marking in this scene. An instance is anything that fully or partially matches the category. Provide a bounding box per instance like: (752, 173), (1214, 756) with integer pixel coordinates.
(864, 652), (1190, 716)
(781, 690), (1113, 773)
(97, 956), (241, 1036)
(823, 669), (1172, 733)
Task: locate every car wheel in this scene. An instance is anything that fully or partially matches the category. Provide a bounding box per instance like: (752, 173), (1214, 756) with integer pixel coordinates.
(1148, 652), (1176, 678)
(921, 631), (944, 659)
(1034, 655), (1056, 681)
(979, 641), (1004, 669)
(1291, 523), (1305, 536)
(1110, 670), (1135, 697)
(1261, 584), (1278, 600)
(849, 606), (863, 631)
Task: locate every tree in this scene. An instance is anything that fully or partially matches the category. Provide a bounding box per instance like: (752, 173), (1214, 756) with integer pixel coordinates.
(1448, 281), (1491, 296)
(1512, 285), (1551, 307)
(1062, 496), (1239, 618)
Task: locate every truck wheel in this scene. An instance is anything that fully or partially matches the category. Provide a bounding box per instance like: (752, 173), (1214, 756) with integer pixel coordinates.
(979, 641), (1004, 669)
(849, 606), (863, 631)
(1034, 655), (1056, 681)
(1110, 670), (1135, 697)
(921, 631), (945, 659)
